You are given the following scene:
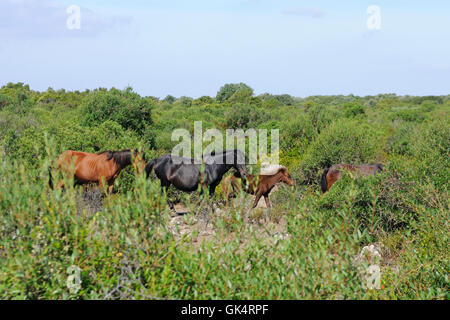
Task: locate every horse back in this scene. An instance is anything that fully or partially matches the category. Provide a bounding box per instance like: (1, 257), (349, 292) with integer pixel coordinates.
(58, 150), (115, 183)
(57, 150), (87, 169)
(324, 163), (384, 192)
(357, 163), (384, 176)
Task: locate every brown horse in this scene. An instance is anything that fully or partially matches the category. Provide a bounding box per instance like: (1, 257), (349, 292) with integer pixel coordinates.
(222, 165), (294, 209)
(320, 163), (384, 193)
(49, 149), (146, 193)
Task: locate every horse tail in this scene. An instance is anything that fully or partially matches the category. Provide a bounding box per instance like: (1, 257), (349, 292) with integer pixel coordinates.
(48, 167), (54, 189)
(320, 168), (330, 193)
(145, 159), (156, 178)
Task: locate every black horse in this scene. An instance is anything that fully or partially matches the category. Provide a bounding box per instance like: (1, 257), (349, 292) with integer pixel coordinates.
(145, 150), (249, 210)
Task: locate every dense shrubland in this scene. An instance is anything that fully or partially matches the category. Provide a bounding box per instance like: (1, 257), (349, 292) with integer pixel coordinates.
(0, 82), (448, 299)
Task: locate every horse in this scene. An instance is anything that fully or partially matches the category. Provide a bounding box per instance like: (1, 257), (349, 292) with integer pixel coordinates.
(320, 163), (384, 193)
(222, 165), (294, 210)
(145, 149), (249, 210)
(49, 149), (146, 194)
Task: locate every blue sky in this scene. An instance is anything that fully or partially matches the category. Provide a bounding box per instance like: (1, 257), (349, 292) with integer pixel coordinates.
(1, 0), (449, 98)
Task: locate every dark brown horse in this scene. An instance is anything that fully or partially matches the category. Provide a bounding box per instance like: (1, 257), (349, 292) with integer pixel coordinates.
(49, 149), (146, 193)
(222, 165), (294, 209)
(320, 163), (384, 193)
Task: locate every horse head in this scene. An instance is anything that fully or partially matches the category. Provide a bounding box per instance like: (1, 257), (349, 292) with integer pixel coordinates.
(104, 149), (146, 174)
(278, 167), (295, 186)
(131, 149), (147, 175)
(233, 149), (249, 180)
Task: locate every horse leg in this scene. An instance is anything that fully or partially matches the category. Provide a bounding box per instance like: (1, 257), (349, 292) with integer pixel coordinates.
(191, 183), (210, 215)
(208, 185), (217, 213)
(168, 200), (175, 211)
(231, 178), (242, 198)
(264, 194), (271, 208)
(248, 193), (263, 214)
(209, 185), (217, 198)
(159, 182), (175, 211)
(161, 185), (174, 210)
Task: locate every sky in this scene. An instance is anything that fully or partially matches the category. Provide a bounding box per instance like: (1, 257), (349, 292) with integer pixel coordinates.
(1, 0), (449, 98)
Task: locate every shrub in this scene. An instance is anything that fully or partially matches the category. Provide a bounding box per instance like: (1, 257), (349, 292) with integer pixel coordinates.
(385, 122), (416, 156)
(176, 96), (193, 108)
(0, 82), (36, 114)
(409, 119), (450, 189)
(299, 120), (384, 183)
(280, 114), (317, 155)
(0, 94), (13, 111)
(342, 102), (366, 118)
(0, 154), (169, 299)
(163, 95), (176, 104)
(304, 102), (337, 134)
(193, 96), (214, 106)
(13, 120), (141, 168)
(80, 88), (154, 140)
(216, 83), (253, 103)
(318, 171), (414, 238)
(390, 108), (426, 122)
(224, 104), (268, 130)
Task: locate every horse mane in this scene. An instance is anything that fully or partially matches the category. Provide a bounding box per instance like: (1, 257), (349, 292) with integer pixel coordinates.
(99, 149), (134, 167)
(321, 168), (330, 193)
(260, 164), (286, 176)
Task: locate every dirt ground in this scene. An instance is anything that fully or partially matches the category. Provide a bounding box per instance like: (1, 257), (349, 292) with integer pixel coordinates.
(167, 190), (289, 251)
(77, 185), (290, 251)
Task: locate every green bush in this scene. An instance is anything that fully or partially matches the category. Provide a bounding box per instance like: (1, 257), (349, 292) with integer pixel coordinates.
(0, 154), (169, 299)
(80, 87), (154, 140)
(317, 169), (418, 238)
(12, 120), (141, 168)
(299, 120), (384, 183)
(342, 102), (366, 118)
(216, 83), (253, 103)
(385, 122), (416, 156)
(0, 94), (13, 111)
(409, 119), (450, 189)
(0, 82), (36, 115)
(390, 108), (426, 122)
(224, 104), (269, 130)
